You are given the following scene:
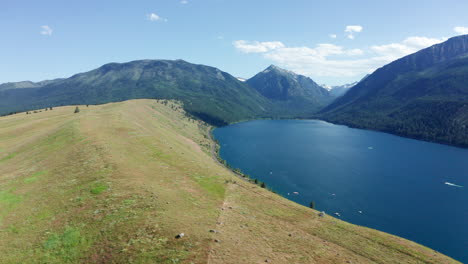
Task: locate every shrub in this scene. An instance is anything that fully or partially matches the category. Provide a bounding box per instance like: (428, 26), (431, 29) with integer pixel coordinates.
(309, 201), (316, 209)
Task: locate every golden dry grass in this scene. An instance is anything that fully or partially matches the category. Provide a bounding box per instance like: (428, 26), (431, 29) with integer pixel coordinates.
(0, 99), (460, 263)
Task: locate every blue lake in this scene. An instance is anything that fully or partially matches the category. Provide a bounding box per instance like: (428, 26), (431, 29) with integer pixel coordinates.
(213, 119), (468, 263)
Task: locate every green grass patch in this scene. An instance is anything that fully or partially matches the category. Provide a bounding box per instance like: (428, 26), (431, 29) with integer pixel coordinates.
(151, 147), (169, 159)
(0, 190), (22, 206)
(8, 224), (20, 234)
(90, 183), (108, 195)
(0, 190), (22, 223)
(36, 122), (79, 153)
(23, 176), (39, 184)
(193, 175), (225, 199)
(42, 226), (88, 263)
(0, 152), (16, 162)
(33, 209), (54, 221)
(264, 207), (295, 217)
(23, 170), (48, 183)
(123, 199), (136, 206)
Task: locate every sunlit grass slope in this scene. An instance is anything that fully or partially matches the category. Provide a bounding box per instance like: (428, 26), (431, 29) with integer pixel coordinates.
(0, 99), (459, 263)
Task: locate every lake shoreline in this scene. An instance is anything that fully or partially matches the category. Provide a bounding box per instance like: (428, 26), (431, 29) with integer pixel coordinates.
(220, 117), (468, 150)
(213, 119), (468, 262)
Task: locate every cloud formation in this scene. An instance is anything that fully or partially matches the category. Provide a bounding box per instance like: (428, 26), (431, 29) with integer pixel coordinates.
(329, 34), (337, 39)
(147, 13), (167, 22)
(180, 0), (188, 4)
(40, 25), (53, 36)
(454, 26), (468, 35)
(345, 25), (363, 39)
(370, 36), (446, 61)
(233, 40), (285, 53)
(233, 36), (445, 78)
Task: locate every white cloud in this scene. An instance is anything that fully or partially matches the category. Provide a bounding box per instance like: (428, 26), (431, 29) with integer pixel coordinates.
(147, 13), (167, 22)
(345, 25), (363, 39)
(233, 36), (444, 78)
(263, 44), (370, 77)
(233, 40), (285, 53)
(454, 26), (468, 35)
(403, 36), (444, 47)
(180, 0), (188, 4)
(371, 36), (446, 61)
(345, 25), (363, 33)
(347, 49), (365, 56)
(40, 25), (53, 36)
(329, 34), (337, 39)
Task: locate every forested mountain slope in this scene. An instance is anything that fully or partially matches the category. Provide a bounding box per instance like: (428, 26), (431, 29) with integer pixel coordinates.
(319, 35), (468, 147)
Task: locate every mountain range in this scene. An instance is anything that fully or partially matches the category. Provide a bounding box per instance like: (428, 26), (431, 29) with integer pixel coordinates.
(1, 35), (468, 147)
(0, 60), (333, 125)
(319, 34), (468, 147)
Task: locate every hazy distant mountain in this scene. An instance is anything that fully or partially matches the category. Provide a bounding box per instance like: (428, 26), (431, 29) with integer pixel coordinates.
(0, 79), (61, 92)
(246, 65), (333, 115)
(319, 35), (468, 147)
(321, 82), (358, 97)
(329, 83), (356, 97)
(322, 75), (370, 97)
(0, 81), (38, 91)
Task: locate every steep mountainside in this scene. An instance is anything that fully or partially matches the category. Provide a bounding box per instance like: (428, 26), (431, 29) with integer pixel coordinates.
(319, 35), (468, 147)
(0, 60), (270, 126)
(247, 65), (333, 116)
(0, 99), (459, 263)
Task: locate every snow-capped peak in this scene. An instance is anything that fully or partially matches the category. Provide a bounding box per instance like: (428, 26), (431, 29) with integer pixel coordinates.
(321, 84), (333, 91)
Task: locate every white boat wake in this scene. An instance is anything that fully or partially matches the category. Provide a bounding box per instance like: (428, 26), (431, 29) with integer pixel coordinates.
(445, 182), (463, 188)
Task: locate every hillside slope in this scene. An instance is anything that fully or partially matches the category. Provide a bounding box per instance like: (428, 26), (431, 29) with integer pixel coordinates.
(0, 100), (459, 263)
(319, 35), (468, 147)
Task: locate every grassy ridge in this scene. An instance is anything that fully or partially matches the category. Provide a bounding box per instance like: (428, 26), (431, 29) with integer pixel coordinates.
(0, 100), (459, 263)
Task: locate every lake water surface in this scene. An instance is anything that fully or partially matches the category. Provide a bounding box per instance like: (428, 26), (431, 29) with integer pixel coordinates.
(213, 120), (468, 263)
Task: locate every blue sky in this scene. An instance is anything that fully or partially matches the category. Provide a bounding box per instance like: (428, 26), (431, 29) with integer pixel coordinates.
(1, 0), (468, 85)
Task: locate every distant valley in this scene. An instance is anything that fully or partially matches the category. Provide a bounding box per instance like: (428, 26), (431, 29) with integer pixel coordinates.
(321, 81), (358, 97)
